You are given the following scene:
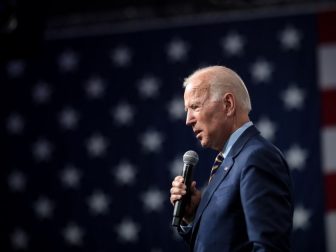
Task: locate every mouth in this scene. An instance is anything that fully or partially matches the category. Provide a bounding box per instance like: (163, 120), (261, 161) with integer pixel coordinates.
(194, 130), (202, 139)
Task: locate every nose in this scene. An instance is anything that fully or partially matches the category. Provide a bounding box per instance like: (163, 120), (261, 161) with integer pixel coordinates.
(186, 110), (195, 126)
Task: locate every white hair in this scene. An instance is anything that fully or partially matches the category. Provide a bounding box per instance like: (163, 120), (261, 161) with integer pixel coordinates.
(183, 66), (252, 113)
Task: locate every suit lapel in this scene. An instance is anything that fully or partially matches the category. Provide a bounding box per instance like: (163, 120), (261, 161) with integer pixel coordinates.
(192, 157), (234, 233)
(191, 125), (259, 236)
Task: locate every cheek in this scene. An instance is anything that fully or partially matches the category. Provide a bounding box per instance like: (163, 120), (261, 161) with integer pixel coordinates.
(205, 115), (223, 135)
(199, 116), (215, 133)
(198, 114), (208, 128)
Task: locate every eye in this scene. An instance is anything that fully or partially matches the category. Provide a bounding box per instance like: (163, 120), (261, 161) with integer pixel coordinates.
(190, 104), (198, 110)
(190, 104), (201, 112)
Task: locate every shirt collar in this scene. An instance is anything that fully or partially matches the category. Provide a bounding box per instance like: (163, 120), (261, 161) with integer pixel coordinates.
(222, 121), (253, 158)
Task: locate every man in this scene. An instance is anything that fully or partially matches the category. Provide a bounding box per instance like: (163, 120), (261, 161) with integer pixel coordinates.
(170, 66), (293, 252)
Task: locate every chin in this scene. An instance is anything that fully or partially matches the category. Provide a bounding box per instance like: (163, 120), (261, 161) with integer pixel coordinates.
(200, 140), (210, 148)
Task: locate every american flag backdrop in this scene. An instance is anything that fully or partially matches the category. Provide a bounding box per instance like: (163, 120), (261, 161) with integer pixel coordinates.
(1, 6), (336, 252)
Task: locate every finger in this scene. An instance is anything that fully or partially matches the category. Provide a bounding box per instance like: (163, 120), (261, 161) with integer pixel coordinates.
(190, 181), (197, 193)
(172, 180), (186, 189)
(170, 187), (186, 195)
(170, 194), (183, 205)
(175, 176), (184, 183)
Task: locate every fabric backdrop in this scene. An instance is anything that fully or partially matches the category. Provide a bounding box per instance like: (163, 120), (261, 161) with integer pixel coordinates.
(1, 6), (336, 252)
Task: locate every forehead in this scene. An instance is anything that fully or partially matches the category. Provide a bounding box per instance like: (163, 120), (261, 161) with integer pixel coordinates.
(184, 74), (210, 94)
(184, 84), (208, 100)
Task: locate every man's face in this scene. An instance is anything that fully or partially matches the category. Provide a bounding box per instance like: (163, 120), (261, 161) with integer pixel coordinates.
(184, 82), (228, 150)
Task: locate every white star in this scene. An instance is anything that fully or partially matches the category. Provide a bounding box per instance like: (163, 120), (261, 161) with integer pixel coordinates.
(59, 107), (79, 130)
(140, 129), (164, 153)
(250, 59), (273, 83)
(111, 46), (132, 67)
(86, 133), (108, 157)
(114, 160), (136, 185)
(58, 50), (78, 72)
(167, 38), (189, 62)
(32, 82), (52, 104)
(87, 190), (110, 215)
(32, 138), (53, 162)
(10, 228), (29, 250)
(141, 188), (165, 212)
(169, 156), (183, 178)
(167, 96), (185, 120)
(281, 84), (305, 110)
(63, 223), (84, 246)
(285, 144), (308, 171)
(6, 113), (24, 134)
(138, 75), (160, 99)
(279, 26), (301, 50)
(115, 218), (140, 243)
(34, 196), (54, 219)
(7, 60), (25, 78)
(221, 32), (245, 56)
(8, 170), (26, 192)
(85, 76), (105, 99)
(255, 117), (277, 141)
(112, 102), (134, 126)
(60, 164), (81, 188)
(293, 206), (311, 230)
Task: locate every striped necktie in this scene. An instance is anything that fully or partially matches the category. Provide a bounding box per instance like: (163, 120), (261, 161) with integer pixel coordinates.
(209, 152), (224, 183)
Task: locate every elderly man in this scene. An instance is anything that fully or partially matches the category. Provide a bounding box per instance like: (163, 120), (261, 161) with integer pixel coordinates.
(170, 66), (293, 252)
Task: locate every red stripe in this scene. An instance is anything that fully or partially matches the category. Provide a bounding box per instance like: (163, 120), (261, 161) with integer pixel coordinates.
(325, 173), (336, 211)
(318, 10), (336, 43)
(321, 89), (336, 126)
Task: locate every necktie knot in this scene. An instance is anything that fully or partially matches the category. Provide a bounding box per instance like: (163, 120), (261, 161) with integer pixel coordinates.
(209, 152), (224, 183)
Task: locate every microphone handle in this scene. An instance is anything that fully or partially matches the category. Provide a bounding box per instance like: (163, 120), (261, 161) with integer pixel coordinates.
(172, 163), (194, 227)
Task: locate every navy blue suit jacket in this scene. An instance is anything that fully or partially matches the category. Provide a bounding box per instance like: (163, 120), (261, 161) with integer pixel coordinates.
(180, 125), (293, 252)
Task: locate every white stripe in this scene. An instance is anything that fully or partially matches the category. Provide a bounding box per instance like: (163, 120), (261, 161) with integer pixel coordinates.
(322, 127), (336, 173)
(318, 45), (336, 89)
(326, 211), (336, 252)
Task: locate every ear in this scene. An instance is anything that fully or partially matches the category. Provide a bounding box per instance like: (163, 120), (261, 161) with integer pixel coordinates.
(222, 93), (235, 116)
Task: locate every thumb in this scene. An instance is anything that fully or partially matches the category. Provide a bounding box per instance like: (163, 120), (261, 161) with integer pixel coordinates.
(190, 181), (197, 193)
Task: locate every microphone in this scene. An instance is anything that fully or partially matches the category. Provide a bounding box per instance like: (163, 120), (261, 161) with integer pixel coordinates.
(172, 150), (199, 227)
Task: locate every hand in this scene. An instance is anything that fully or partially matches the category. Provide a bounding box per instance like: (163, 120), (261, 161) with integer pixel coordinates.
(170, 176), (201, 223)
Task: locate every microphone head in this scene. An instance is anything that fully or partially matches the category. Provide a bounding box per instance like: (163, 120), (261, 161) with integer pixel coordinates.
(183, 150), (199, 166)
